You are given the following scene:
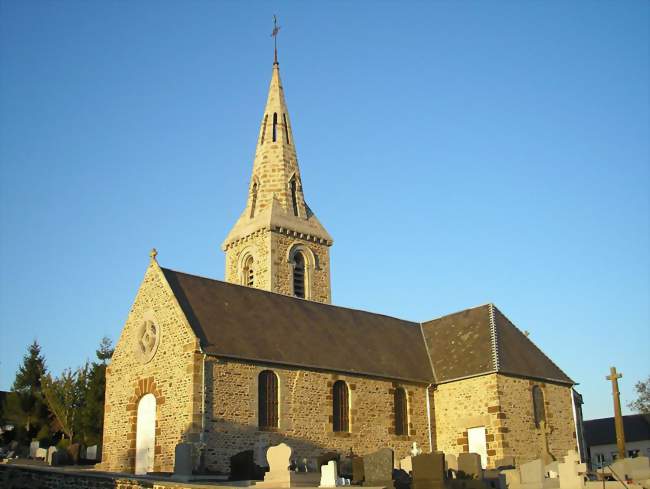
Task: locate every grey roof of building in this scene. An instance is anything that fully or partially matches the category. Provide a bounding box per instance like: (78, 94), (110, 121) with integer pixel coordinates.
(161, 268), (434, 383)
(584, 414), (650, 446)
(161, 267), (574, 386)
(421, 304), (573, 385)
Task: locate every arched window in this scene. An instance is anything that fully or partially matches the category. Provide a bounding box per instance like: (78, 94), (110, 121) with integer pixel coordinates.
(333, 380), (349, 432)
(243, 256), (254, 287)
(532, 385), (546, 428)
(290, 176), (299, 216)
(283, 114), (290, 144)
(394, 387), (408, 436)
(292, 252), (305, 298)
(258, 370), (278, 429)
(272, 113), (278, 142)
(260, 114), (268, 145)
(250, 181), (258, 218)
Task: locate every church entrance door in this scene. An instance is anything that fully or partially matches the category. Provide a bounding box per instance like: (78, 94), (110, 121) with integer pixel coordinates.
(135, 393), (156, 475)
(467, 426), (487, 468)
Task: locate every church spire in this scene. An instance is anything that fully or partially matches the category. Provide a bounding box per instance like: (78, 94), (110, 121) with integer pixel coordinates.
(222, 43), (333, 303)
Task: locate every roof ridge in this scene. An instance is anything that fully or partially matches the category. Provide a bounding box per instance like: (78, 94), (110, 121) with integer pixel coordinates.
(488, 304), (500, 371)
(492, 305), (573, 384)
(421, 302), (493, 324)
(160, 266), (420, 326)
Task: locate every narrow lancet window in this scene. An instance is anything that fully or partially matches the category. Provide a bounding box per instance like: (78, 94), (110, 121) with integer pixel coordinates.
(260, 114), (268, 145)
(272, 113), (278, 142)
(532, 385), (546, 428)
(283, 114), (290, 144)
(333, 380), (349, 432)
(394, 387), (408, 436)
(258, 370), (278, 429)
(250, 182), (258, 218)
(243, 256), (254, 287)
(290, 177), (299, 216)
(292, 252), (305, 298)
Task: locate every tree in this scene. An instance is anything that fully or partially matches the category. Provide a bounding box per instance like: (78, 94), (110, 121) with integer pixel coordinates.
(628, 376), (650, 414)
(78, 337), (114, 445)
(41, 364), (89, 441)
(8, 341), (50, 441)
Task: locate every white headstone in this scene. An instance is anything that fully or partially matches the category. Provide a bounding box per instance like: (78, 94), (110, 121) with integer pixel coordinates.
(35, 447), (47, 459)
(446, 454), (458, 472)
(261, 443), (293, 486)
(410, 442), (422, 457)
(320, 460), (338, 488)
(520, 458), (545, 485)
(86, 445), (98, 461)
(46, 446), (58, 465)
(558, 450), (586, 489)
(29, 441), (40, 458)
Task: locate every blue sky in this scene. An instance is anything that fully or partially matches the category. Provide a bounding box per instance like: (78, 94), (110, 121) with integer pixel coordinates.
(0, 1), (648, 421)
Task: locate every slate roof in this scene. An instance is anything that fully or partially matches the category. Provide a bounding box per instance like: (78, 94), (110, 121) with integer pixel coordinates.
(160, 267), (573, 386)
(161, 268), (433, 383)
(584, 414), (650, 446)
(421, 304), (573, 385)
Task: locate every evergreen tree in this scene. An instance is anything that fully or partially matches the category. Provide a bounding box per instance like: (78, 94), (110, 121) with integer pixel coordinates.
(78, 337), (114, 445)
(41, 364), (89, 441)
(8, 341), (50, 441)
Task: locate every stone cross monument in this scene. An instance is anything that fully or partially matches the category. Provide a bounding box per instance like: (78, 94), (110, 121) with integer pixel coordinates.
(606, 366), (626, 459)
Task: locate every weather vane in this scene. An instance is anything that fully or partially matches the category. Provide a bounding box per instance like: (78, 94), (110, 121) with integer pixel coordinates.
(271, 15), (281, 64)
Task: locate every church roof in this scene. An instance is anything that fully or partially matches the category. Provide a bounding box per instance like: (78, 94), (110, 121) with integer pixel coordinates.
(161, 267), (434, 383)
(160, 267), (573, 386)
(421, 303), (573, 385)
(583, 414), (650, 446)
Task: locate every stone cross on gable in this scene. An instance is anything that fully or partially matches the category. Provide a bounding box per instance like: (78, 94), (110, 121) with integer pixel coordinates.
(606, 366), (626, 459)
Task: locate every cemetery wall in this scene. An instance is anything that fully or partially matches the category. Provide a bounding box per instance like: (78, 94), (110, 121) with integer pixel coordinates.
(0, 464), (203, 489)
(432, 373), (504, 468)
(496, 375), (576, 463)
(270, 232), (331, 303)
(204, 357), (431, 473)
(224, 229), (273, 290)
(100, 262), (202, 473)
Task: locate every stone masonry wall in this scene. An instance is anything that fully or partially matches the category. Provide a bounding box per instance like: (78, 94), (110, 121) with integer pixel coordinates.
(100, 260), (202, 473)
(224, 229), (272, 291)
(433, 374), (503, 467)
(203, 357), (431, 473)
(496, 376), (576, 464)
(270, 231), (331, 303)
(433, 373), (576, 468)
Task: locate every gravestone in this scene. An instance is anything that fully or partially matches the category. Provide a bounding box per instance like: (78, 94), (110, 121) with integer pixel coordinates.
(255, 436), (270, 467)
(519, 458), (544, 489)
(400, 456), (412, 474)
(363, 448), (394, 488)
(29, 441), (39, 458)
(412, 452), (445, 489)
(614, 456), (650, 481)
(446, 454), (458, 473)
(557, 451), (585, 489)
(46, 446), (58, 465)
(339, 456), (354, 479)
(352, 456), (365, 484)
(320, 460), (338, 487)
(52, 449), (69, 466)
(260, 443), (293, 487)
(35, 447), (47, 460)
(174, 443), (193, 480)
(458, 453), (482, 479)
(230, 450), (263, 481)
(86, 445), (98, 461)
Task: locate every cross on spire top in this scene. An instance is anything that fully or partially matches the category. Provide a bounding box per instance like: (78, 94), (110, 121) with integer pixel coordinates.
(271, 15), (281, 65)
(606, 366), (622, 382)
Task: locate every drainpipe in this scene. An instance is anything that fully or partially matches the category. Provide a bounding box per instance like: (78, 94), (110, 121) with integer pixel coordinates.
(425, 384), (434, 452)
(199, 353), (207, 471)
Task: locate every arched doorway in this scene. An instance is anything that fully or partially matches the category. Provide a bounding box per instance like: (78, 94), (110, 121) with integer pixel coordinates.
(135, 393), (156, 475)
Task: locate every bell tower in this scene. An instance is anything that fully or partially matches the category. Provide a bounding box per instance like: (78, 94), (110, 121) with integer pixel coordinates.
(222, 53), (333, 303)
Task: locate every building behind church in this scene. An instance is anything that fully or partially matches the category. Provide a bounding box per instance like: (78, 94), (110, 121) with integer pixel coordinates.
(99, 53), (582, 475)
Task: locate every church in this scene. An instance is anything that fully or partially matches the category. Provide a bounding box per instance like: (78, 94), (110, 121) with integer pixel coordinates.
(99, 51), (581, 476)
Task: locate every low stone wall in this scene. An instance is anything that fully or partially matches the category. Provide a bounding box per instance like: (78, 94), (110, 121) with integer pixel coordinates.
(0, 464), (210, 489)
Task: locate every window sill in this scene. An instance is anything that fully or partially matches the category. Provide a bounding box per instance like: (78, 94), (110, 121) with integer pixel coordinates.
(332, 431), (351, 438)
(258, 427), (279, 433)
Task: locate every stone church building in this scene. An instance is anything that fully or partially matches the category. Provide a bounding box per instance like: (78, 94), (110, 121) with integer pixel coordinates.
(100, 56), (581, 476)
